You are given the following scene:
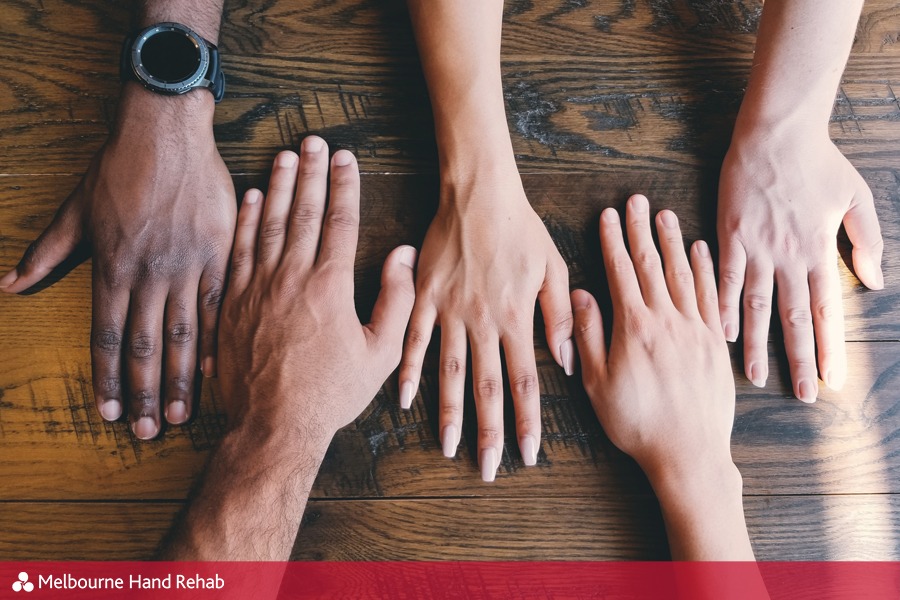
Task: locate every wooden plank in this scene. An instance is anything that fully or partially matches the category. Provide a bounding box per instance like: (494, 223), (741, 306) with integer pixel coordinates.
(2, 494), (898, 560)
(0, 1), (899, 175)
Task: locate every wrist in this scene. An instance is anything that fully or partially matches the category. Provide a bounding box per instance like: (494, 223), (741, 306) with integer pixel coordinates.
(118, 81), (216, 125)
(732, 97), (830, 145)
(648, 455), (743, 517)
(226, 397), (336, 461)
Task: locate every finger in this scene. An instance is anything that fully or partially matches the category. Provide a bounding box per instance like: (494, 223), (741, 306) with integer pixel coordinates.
(776, 270), (818, 403)
(256, 150), (299, 269)
(624, 194), (668, 307)
(437, 323), (467, 459)
(656, 210), (698, 316)
(690, 240), (720, 331)
(717, 237), (747, 342)
(228, 189), (264, 296)
(198, 254), (228, 379)
(501, 324), (541, 467)
(1, 197), (81, 294)
(470, 334), (504, 482)
(317, 150), (360, 268)
(599, 207), (642, 314)
(125, 287), (167, 440)
(163, 287), (199, 425)
(844, 178), (885, 290)
(286, 136), (329, 269)
(742, 260), (774, 389)
(809, 259), (846, 391)
(538, 254), (575, 376)
(91, 273), (130, 423)
(398, 301), (436, 410)
(571, 289), (607, 379)
(365, 246), (418, 369)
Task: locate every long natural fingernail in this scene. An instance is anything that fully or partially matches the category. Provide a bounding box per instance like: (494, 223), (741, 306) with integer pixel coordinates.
(166, 401), (187, 425)
(441, 424), (458, 458)
(875, 267), (885, 290)
(399, 380), (415, 410)
(748, 362), (767, 388)
(132, 417), (158, 440)
(480, 447), (498, 482)
(559, 338), (574, 376)
(797, 379), (817, 404)
(722, 321), (737, 342)
(201, 357), (216, 378)
(0, 269), (18, 290)
(520, 435), (538, 466)
(824, 368), (846, 392)
(98, 400), (122, 421)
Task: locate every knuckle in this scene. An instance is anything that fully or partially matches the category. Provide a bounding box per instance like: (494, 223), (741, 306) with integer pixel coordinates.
(784, 306), (812, 329)
(636, 250), (661, 270)
(325, 208), (358, 232)
(439, 403), (462, 422)
(476, 377), (503, 401)
(405, 327), (430, 351)
(166, 322), (195, 345)
(670, 267), (694, 285)
(202, 280), (225, 312)
(168, 376), (192, 396)
(259, 221), (287, 241)
(814, 302), (836, 322)
(744, 294), (771, 314)
(91, 328), (123, 354)
(511, 372), (538, 398)
(230, 249), (254, 272)
(129, 332), (158, 359)
(131, 389), (157, 411)
(96, 376), (120, 396)
(440, 356), (464, 377)
(479, 427), (503, 444)
(608, 255), (633, 275)
(516, 415), (540, 433)
(623, 312), (652, 342)
(720, 268), (744, 287)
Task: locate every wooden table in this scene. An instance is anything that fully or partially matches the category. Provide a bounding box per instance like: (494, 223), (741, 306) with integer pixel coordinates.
(1, 0), (898, 561)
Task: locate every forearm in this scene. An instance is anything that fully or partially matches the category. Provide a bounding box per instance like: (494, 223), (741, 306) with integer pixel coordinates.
(138, 0), (225, 43)
(159, 419), (332, 560)
(736, 0), (863, 134)
(406, 0), (517, 184)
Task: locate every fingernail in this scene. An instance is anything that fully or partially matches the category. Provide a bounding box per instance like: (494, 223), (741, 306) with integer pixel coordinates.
(441, 424), (458, 458)
(602, 208), (619, 224)
(399, 380), (415, 410)
(695, 240), (710, 257)
(520, 435), (538, 466)
(748, 362), (767, 388)
(399, 246), (417, 269)
(244, 189), (261, 205)
(98, 400), (122, 421)
(480, 447), (498, 482)
(333, 150), (354, 166)
(560, 338), (574, 376)
(166, 401), (187, 425)
(723, 321), (737, 342)
(824, 368), (846, 392)
(132, 417), (158, 440)
(797, 379), (817, 404)
(875, 268), (885, 290)
(660, 210), (677, 228)
(201, 357), (216, 378)
(0, 268), (18, 290)
(630, 194), (648, 213)
(303, 136), (324, 153)
(276, 151), (298, 167)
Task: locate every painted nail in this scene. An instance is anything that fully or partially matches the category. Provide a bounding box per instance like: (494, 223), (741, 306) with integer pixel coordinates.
(201, 357), (216, 378)
(660, 210), (677, 228)
(520, 435), (538, 466)
(98, 400), (122, 421)
(441, 424), (458, 458)
(399, 380), (415, 410)
(602, 208), (619, 224)
(480, 447), (498, 482)
(399, 246), (417, 269)
(630, 194), (648, 213)
(797, 379), (817, 404)
(0, 269), (18, 290)
(560, 338), (574, 376)
(303, 136), (325, 153)
(748, 362), (767, 388)
(166, 401), (187, 425)
(695, 240), (710, 257)
(132, 417), (158, 440)
(276, 151), (298, 167)
(333, 150), (354, 166)
(723, 321), (737, 342)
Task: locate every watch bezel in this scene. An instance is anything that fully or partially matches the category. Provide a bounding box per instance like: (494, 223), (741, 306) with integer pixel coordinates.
(130, 22), (210, 95)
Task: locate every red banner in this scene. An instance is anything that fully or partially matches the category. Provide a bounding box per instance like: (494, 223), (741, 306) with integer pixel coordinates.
(0, 562), (897, 599)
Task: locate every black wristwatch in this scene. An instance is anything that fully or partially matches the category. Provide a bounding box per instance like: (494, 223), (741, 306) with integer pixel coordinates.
(120, 22), (225, 103)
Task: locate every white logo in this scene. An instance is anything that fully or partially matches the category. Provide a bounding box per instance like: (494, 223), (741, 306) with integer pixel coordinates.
(12, 572), (34, 593)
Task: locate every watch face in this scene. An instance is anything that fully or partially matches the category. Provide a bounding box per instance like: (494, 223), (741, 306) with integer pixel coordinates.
(140, 30), (200, 83)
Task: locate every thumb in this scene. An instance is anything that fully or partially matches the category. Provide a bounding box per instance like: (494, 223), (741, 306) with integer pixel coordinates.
(366, 245), (418, 369)
(1, 195), (82, 294)
(571, 289), (607, 381)
(843, 179), (884, 290)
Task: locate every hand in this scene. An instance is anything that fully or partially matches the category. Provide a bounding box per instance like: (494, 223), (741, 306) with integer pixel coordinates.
(0, 84), (236, 439)
(218, 136), (417, 442)
(572, 195), (734, 485)
(573, 196), (753, 561)
(398, 168), (573, 481)
(717, 127), (884, 401)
